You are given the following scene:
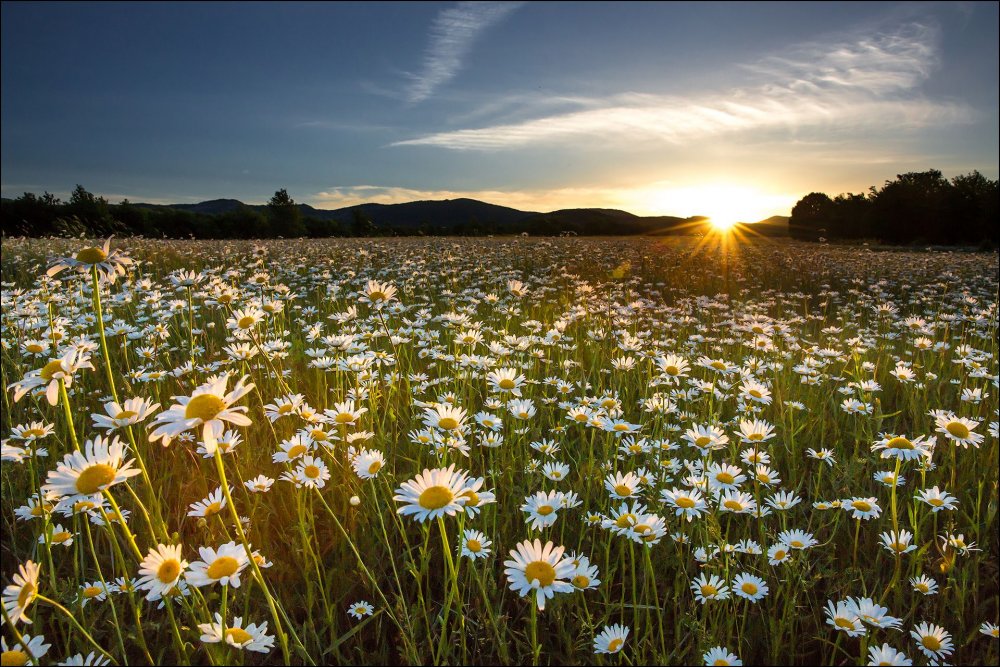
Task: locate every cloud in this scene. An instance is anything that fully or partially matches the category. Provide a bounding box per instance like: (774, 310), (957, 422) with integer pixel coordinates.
(406, 1), (524, 104)
(393, 21), (975, 149)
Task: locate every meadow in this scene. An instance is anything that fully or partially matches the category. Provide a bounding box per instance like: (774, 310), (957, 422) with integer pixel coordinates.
(1, 235), (997, 666)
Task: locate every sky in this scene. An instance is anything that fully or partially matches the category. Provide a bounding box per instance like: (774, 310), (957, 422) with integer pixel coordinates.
(2, 1), (997, 222)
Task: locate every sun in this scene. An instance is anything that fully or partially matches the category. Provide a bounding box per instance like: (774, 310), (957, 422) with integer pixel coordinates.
(709, 217), (738, 232)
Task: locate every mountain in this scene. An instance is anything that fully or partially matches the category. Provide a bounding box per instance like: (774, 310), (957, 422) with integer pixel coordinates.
(129, 197), (788, 235)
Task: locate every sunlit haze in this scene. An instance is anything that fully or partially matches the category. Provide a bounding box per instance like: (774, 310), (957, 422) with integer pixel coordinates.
(2, 2), (997, 219)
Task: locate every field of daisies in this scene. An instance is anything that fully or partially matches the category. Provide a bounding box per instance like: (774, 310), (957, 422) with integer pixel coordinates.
(1, 235), (997, 666)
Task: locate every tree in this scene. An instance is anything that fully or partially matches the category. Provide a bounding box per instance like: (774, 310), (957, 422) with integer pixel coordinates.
(789, 192), (834, 241)
(870, 170), (951, 244)
(267, 189), (306, 237)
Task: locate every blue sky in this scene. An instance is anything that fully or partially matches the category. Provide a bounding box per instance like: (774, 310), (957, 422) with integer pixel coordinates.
(2, 1), (997, 220)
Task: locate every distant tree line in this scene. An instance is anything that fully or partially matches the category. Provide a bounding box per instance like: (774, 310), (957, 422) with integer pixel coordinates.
(790, 169), (998, 246)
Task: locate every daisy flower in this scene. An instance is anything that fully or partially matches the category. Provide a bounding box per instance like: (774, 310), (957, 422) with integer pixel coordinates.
(57, 651), (111, 666)
(691, 573), (730, 603)
(503, 538), (576, 611)
(46, 239), (133, 283)
(910, 575), (938, 595)
(879, 530), (916, 556)
(187, 487), (228, 519)
(0, 634), (50, 666)
(457, 476), (496, 517)
(41, 435), (141, 503)
(352, 449), (386, 480)
(914, 486), (958, 512)
(324, 400), (368, 427)
(291, 455), (331, 489)
(422, 404), (468, 433)
(661, 487), (708, 521)
(909, 622), (953, 660)
(593, 624), (629, 654)
(843, 497), (881, 520)
(461, 530), (492, 560)
(187, 542), (250, 588)
(732, 573), (769, 602)
(78, 581), (113, 607)
(703, 647), (742, 666)
(568, 555), (601, 590)
(605, 471), (642, 499)
(198, 614), (275, 653)
(807, 447), (837, 466)
(826, 599), (865, 637)
(980, 621), (999, 638)
(148, 374), (254, 449)
(737, 419), (775, 443)
(347, 601), (375, 620)
(90, 397), (159, 431)
(934, 413), (984, 448)
(871, 434), (933, 461)
(778, 529), (818, 550)
(2, 560), (40, 625)
(9, 348), (94, 406)
(486, 368), (527, 396)
(866, 644), (911, 666)
(393, 465), (470, 523)
(522, 490), (562, 530)
(136, 544), (188, 601)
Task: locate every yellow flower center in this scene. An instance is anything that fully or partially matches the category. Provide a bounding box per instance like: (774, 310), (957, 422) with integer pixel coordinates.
(887, 437), (913, 450)
(368, 291), (387, 302)
(335, 412), (354, 424)
(613, 423), (631, 431)
(26, 343), (44, 353)
(76, 247), (108, 264)
(711, 361), (726, 370)
(607, 638), (623, 652)
(945, 422), (970, 439)
(716, 472), (735, 485)
(278, 404), (294, 414)
(53, 531), (72, 543)
(237, 316), (255, 329)
(17, 583), (36, 608)
(929, 498), (944, 507)
(39, 359), (65, 381)
(537, 505), (554, 516)
(287, 444), (307, 458)
(724, 500), (743, 511)
(203, 501), (222, 517)
(226, 627), (254, 644)
(665, 365), (679, 376)
(774, 549), (787, 560)
(614, 484), (633, 496)
(748, 433), (763, 441)
(741, 582), (758, 595)
(915, 583), (929, 592)
(749, 389), (763, 399)
(185, 394), (226, 422)
(574, 413), (588, 422)
(157, 559), (181, 583)
(23, 428), (47, 438)
(713, 660), (730, 666)
(83, 585), (103, 598)
(700, 584), (718, 596)
(499, 379), (516, 390)
(695, 436), (712, 448)
(418, 486), (454, 510)
(852, 501), (872, 512)
(789, 540), (803, 548)
(75, 464), (116, 495)
(572, 574), (590, 588)
(206, 556), (239, 580)
(460, 490), (480, 507)
(756, 473), (771, 483)
(676, 497), (696, 509)
(834, 618), (855, 629)
(2, 650), (29, 666)
(438, 417), (459, 430)
(921, 636), (941, 651)
(615, 513), (636, 528)
(368, 461), (382, 475)
(304, 465), (321, 479)
(524, 561), (556, 587)
(310, 429), (328, 441)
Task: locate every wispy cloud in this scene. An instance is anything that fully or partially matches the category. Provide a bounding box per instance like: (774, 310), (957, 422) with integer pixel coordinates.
(393, 21), (974, 149)
(406, 1), (523, 104)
